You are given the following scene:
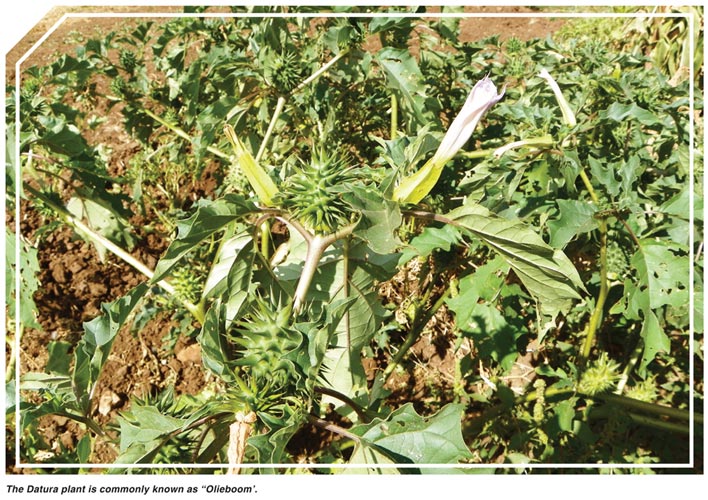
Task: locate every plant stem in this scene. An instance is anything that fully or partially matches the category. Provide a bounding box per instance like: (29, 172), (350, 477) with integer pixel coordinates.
(307, 414), (361, 444)
(141, 108), (230, 160)
(578, 169), (608, 361)
(382, 286), (451, 385)
(466, 385), (702, 436)
(292, 223), (358, 314)
(24, 183), (204, 324)
(293, 49), (349, 93)
(314, 386), (370, 422)
(256, 96), (285, 162)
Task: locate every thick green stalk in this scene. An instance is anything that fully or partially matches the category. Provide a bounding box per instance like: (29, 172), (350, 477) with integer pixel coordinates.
(578, 169), (608, 361)
(466, 386), (701, 436)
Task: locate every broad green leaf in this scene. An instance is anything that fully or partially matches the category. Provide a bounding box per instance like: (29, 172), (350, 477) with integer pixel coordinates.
(547, 199), (599, 248)
(631, 239), (689, 312)
(152, 195), (255, 282)
(602, 102), (664, 127)
(115, 405), (186, 463)
(324, 269), (390, 409)
(224, 124), (279, 206)
(345, 185), (402, 254)
(197, 300), (233, 380)
(553, 399), (576, 432)
(448, 200), (585, 316)
(46, 341), (72, 376)
(349, 403), (472, 467)
(375, 47), (438, 129)
(639, 310), (671, 374)
(73, 282), (149, 413)
(399, 224), (461, 264)
(201, 231), (254, 301)
(6, 229), (41, 329)
(447, 257), (524, 371)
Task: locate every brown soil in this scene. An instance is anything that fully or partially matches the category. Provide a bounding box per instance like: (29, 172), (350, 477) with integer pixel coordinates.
(6, 5), (565, 470)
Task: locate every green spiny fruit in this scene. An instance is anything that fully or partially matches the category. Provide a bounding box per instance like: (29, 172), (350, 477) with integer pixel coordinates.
(624, 377), (658, 402)
(119, 49), (138, 74)
(578, 352), (621, 395)
(277, 148), (356, 234)
(231, 299), (303, 388)
(264, 49), (303, 94)
(606, 239), (632, 280)
(171, 266), (202, 304)
(110, 75), (128, 98)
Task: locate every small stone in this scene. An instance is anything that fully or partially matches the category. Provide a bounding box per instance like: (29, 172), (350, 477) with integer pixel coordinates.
(97, 390), (121, 416)
(176, 343), (201, 364)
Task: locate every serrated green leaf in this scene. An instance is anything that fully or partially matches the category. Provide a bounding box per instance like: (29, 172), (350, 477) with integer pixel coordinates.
(399, 224), (461, 264)
(375, 47), (437, 129)
(639, 310), (671, 374)
(446, 257), (522, 371)
(547, 200), (598, 248)
(345, 185), (402, 254)
(319, 244), (396, 413)
(448, 200), (585, 316)
(349, 403), (472, 466)
(631, 239), (689, 311)
(74, 282), (149, 413)
(152, 195), (255, 282)
(602, 102), (664, 127)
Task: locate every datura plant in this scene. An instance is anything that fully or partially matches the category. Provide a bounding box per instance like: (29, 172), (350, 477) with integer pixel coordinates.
(15, 13), (695, 472)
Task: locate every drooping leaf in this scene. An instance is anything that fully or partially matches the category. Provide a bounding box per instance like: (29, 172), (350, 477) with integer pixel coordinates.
(320, 247), (393, 413)
(448, 200), (585, 316)
(399, 224), (461, 264)
(638, 310), (671, 374)
(547, 199), (599, 248)
(197, 299), (234, 380)
(375, 47), (438, 129)
(73, 282), (149, 413)
(152, 195), (256, 282)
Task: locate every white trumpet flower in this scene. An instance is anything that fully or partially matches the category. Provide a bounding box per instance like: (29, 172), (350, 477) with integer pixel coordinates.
(393, 76), (505, 204)
(538, 68), (576, 127)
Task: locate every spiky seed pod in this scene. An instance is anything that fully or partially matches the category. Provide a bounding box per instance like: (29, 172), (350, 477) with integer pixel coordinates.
(606, 239), (632, 280)
(277, 148), (356, 234)
(119, 49), (138, 74)
(264, 49), (303, 94)
(231, 300), (303, 388)
(624, 378), (658, 402)
(110, 75), (128, 98)
(578, 352), (621, 395)
(171, 266), (202, 304)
